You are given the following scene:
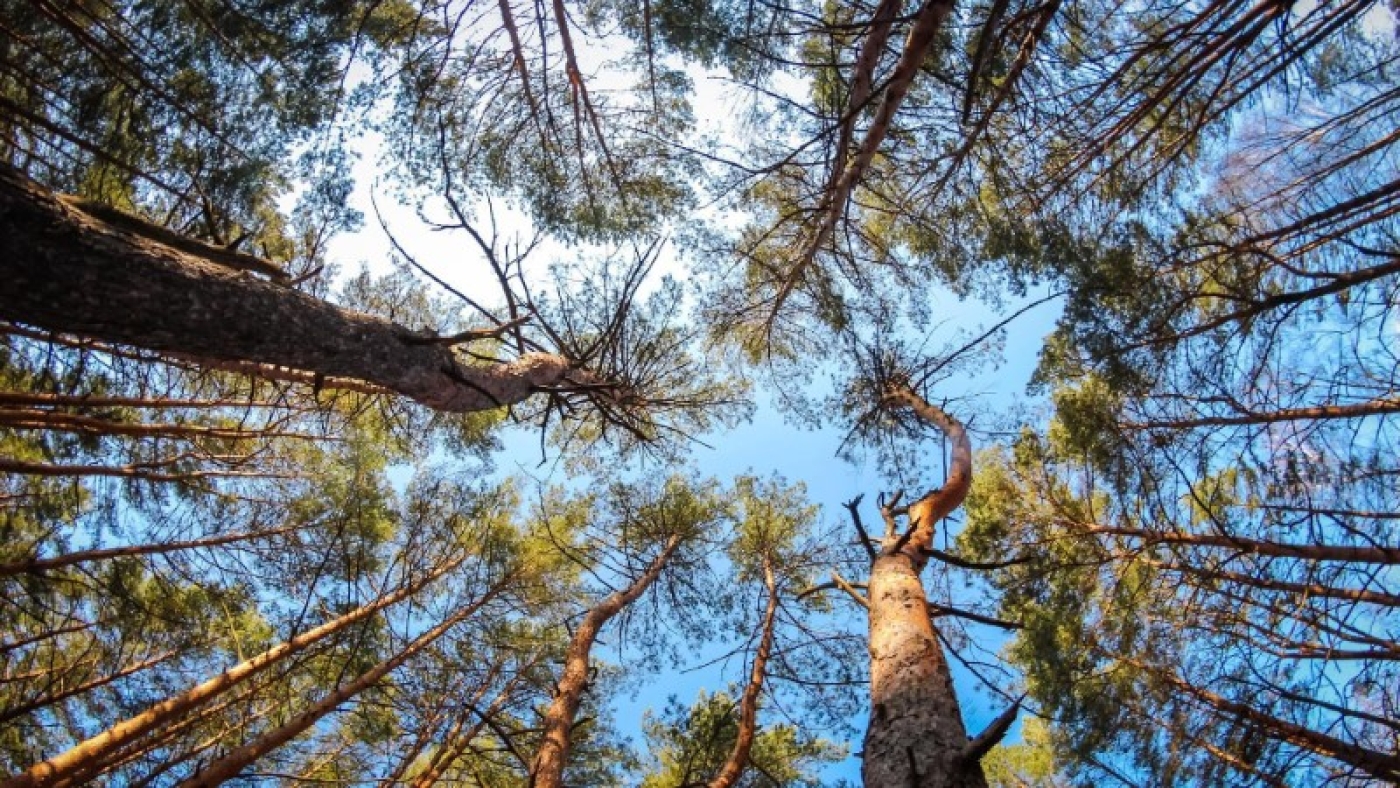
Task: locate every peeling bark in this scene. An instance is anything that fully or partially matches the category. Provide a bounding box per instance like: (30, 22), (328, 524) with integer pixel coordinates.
(0, 164), (575, 414)
(862, 384), (988, 788)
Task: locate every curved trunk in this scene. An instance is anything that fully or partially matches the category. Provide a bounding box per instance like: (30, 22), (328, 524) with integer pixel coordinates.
(530, 533), (683, 788)
(862, 384), (988, 788)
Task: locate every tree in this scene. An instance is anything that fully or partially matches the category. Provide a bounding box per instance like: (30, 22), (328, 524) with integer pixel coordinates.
(0, 163), (738, 442)
(980, 718), (1066, 788)
(797, 367), (1021, 788)
(3, 0), (1399, 784)
(632, 474), (856, 788)
(960, 429), (1400, 784)
(530, 475), (722, 788)
(711, 0), (1400, 783)
(939, 6), (1400, 779)
(639, 690), (846, 788)
(5, 499), (479, 782)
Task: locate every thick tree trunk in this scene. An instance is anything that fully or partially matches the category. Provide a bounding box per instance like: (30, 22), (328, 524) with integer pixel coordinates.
(864, 551), (985, 788)
(530, 533), (683, 788)
(862, 384), (988, 788)
(0, 164), (574, 413)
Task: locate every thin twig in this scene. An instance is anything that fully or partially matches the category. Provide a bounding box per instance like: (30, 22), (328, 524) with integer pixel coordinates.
(926, 602), (1024, 631)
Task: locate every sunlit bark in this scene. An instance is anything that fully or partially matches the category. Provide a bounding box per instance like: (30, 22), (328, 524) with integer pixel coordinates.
(174, 578), (511, 786)
(706, 556), (779, 788)
(530, 533), (682, 788)
(863, 383), (987, 788)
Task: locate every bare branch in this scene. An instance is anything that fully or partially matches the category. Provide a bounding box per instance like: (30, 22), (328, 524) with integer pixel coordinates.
(961, 699), (1022, 764)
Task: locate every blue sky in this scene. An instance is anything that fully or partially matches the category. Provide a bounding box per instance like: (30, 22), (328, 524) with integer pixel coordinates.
(324, 46), (1067, 780)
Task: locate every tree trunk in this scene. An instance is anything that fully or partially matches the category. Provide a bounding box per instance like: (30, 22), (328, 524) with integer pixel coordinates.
(862, 384), (988, 788)
(0, 650), (178, 725)
(1123, 656), (1400, 782)
(175, 579), (510, 787)
(0, 164), (574, 413)
(3, 551), (470, 788)
(0, 524), (301, 578)
(1073, 522), (1400, 564)
(773, 0), (953, 317)
(707, 557), (779, 788)
(530, 533), (683, 788)
(408, 676), (520, 788)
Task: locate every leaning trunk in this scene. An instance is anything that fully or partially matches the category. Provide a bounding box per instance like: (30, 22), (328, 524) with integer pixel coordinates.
(0, 164), (573, 413)
(175, 578), (510, 786)
(707, 557), (779, 788)
(530, 533), (683, 788)
(862, 384), (987, 788)
(3, 551), (469, 788)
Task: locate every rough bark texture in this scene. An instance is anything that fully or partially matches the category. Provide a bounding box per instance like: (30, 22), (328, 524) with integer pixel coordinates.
(0, 164), (574, 413)
(862, 384), (988, 788)
(530, 533), (683, 788)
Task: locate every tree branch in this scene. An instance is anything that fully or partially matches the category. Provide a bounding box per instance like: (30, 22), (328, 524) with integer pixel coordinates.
(0, 164), (578, 414)
(960, 699), (1021, 764)
(844, 494), (879, 561)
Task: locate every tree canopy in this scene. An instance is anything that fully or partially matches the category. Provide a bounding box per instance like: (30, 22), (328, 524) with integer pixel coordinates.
(1, 0), (1397, 786)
